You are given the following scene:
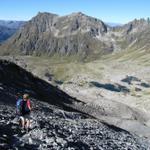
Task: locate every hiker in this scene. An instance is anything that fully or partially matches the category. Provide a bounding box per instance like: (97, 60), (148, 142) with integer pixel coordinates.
(17, 93), (32, 132)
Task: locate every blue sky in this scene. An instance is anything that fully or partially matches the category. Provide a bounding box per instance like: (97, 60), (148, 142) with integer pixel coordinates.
(0, 0), (150, 23)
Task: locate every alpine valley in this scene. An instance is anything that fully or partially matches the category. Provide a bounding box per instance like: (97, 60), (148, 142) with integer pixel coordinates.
(1, 12), (150, 149)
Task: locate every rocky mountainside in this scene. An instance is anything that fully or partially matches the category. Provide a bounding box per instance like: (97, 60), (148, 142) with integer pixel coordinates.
(0, 20), (25, 43)
(0, 12), (112, 58)
(1, 102), (150, 149)
(0, 59), (150, 149)
(0, 12), (150, 59)
(0, 59), (82, 110)
(113, 18), (150, 51)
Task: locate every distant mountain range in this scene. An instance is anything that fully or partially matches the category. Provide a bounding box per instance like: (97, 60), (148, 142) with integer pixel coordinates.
(0, 12), (150, 60)
(0, 20), (25, 43)
(106, 22), (123, 27)
(0, 20), (25, 29)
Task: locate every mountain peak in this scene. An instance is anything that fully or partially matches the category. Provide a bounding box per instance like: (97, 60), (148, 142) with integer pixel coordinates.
(70, 12), (86, 16)
(128, 18), (149, 26)
(32, 12), (58, 22)
(36, 12), (58, 17)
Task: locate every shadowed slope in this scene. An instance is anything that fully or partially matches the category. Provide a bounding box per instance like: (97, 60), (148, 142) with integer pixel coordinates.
(0, 59), (82, 110)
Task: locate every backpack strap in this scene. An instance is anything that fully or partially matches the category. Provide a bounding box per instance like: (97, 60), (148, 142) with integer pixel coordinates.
(27, 99), (31, 110)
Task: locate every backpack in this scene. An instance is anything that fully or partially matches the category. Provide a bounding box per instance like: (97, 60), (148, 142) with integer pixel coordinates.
(21, 99), (31, 115)
(16, 99), (23, 115)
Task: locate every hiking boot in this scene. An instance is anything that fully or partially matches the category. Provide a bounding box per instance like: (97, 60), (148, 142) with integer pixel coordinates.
(21, 129), (25, 134)
(20, 126), (25, 133)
